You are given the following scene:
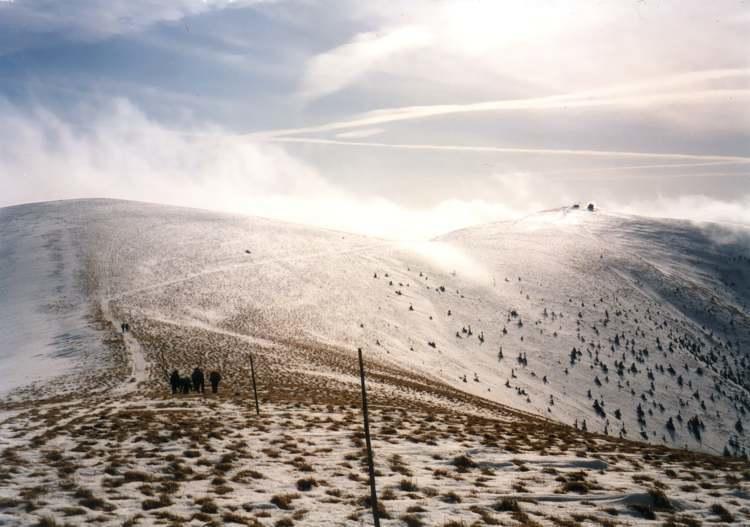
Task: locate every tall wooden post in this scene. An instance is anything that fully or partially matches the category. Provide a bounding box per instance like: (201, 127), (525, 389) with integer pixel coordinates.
(250, 354), (260, 416)
(358, 347), (380, 527)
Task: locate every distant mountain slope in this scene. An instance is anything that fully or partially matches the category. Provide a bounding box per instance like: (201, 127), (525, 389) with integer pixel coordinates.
(435, 208), (750, 456)
(1, 199), (748, 456)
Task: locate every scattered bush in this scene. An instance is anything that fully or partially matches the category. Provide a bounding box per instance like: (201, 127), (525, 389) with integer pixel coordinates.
(710, 503), (734, 522)
(493, 498), (521, 512)
(75, 488), (114, 512)
(141, 494), (172, 511)
(441, 491), (462, 503)
(561, 480), (589, 494)
(399, 479), (418, 492)
(451, 455), (477, 472)
(33, 517), (61, 527)
(271, 494), (299, 510)
(401, 514), (425, 527)
(296, 478), (317, 492)
(648, 488), (673, 511)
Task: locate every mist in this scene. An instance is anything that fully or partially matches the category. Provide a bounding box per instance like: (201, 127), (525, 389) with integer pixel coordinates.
(1, 97), (748, 240)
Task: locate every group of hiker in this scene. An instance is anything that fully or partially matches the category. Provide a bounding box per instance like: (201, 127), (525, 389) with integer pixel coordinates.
(170, 367), (222, 395)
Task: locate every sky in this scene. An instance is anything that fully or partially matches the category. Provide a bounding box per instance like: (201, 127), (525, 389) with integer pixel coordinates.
(0, 0), (749, 239)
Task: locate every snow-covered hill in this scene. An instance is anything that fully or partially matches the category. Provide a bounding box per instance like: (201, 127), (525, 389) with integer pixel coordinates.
(435, 209), (750, 457)
(2, 198), (750, 527)
(1, 199), (749, 457)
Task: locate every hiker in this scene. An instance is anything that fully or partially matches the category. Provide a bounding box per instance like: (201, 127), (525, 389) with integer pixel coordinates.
(170, 370), (180, 394)
(191, 367), (205, 393)
(179, 376), (192, 394)
(209, 371), (221, 393)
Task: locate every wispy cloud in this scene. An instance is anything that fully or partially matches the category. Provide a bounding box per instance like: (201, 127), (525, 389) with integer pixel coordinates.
(335, 128), (385, 139)
(537, 161), (750, 176)
(299, 26), (431, 101)
(249, 68), (750, 138)
(557, 171), (750, 182)
(2, 97), (748, 238)
(617, 194), (750, 227)
(271, 137), (750, 163)
(0, 98), (531, 239)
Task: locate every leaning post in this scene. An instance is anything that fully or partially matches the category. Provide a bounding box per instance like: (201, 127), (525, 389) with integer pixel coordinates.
(358, 347), (380, 527)
(250, 354), (260, 416)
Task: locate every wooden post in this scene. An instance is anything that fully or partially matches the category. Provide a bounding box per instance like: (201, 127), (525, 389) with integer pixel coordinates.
(250, 354), (260, 416)
(358, 347), (380, 527)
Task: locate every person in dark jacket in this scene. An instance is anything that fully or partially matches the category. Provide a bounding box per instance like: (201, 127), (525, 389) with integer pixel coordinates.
(180, 376), (192, 394)
(170, 370), (180, 394)
(209, 371), (221, 393)
(191, 367), (205, 393)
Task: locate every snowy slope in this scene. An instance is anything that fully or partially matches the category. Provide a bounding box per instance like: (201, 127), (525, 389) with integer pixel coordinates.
(434, 209), (750, 457)
(1, 199), (748, 457)
(0, 203), (104, 394)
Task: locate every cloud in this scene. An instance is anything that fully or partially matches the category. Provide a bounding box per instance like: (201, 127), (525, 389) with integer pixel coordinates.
(616, 194), (750, 228)
(0, 0), (267, 54)
(404, 241), (491, 284)
(327, 2), (750, 111)
(552, 170), (750, 182)
(335, 128), (385, 139)
(2, 2), (748, 239)
(250, 69), (750, 139)
(0, 97), (327, 209)
(271, 137), (750, 163)
(2, 97), (747, 240)
(540, 161), (750, 177)
(299, 25), (431, 101)
(0, 98), (527, 240)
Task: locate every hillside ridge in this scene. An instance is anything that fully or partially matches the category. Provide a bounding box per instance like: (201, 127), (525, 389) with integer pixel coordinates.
(1, 199), (750, 526)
